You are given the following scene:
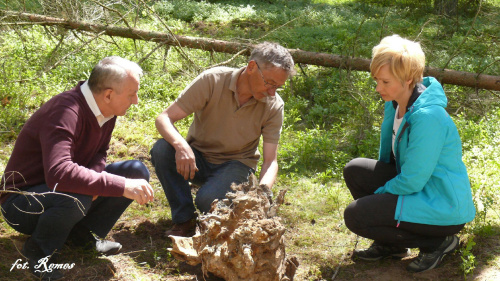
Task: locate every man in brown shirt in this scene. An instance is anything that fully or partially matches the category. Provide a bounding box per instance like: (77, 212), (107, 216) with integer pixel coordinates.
(150, 42), (295, 237)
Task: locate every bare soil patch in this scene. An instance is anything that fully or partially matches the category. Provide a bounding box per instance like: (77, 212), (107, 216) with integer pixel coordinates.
(2, 209), (500, 280)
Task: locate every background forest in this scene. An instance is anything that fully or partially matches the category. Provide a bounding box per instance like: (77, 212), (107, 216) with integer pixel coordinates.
(0, 0), (499, 280)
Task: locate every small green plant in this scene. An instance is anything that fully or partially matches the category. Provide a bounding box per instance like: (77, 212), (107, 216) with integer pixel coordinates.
(460, 237), (476, 279)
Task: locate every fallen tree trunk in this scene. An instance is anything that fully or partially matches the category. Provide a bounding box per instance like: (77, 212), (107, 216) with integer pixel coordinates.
(2, 10), (499, 91)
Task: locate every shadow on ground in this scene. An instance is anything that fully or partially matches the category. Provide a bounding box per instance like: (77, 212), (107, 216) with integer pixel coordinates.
(318, 226), (500, 281)
(0, 234), (116, 280)
(1, 216), (499, 280)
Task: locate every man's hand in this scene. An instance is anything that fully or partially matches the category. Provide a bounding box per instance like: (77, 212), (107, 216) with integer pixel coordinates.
(175, 142), (199, 180)
(123, 179), (155, 205)
(155, 102), (198, 180)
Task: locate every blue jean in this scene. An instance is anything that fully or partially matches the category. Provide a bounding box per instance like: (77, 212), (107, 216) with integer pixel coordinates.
(150, 139), (254, 224)
(1, 160), (149, 256)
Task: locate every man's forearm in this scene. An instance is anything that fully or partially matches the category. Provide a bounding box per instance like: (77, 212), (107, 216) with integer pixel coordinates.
(155, 114), (187, 149)
(259, 160), (278, 188)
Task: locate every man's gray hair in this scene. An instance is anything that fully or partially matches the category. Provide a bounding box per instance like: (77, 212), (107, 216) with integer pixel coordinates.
(249, 42), (296, 76)
(88, 56), (143, 93)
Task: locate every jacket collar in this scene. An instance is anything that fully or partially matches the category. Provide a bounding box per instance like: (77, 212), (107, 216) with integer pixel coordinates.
(392, 82), (427, 111)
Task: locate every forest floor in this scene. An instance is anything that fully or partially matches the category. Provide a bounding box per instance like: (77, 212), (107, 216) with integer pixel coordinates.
(1, 214), (500, 280)
(1, 143), (499, 281)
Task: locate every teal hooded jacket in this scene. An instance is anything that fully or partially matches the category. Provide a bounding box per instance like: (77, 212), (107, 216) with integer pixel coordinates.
(375, 77), (476, 226)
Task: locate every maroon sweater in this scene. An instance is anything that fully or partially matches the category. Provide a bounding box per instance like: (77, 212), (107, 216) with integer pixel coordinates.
(0, 81), (125, 203)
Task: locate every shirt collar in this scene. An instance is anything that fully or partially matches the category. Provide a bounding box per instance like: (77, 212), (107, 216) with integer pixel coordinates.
(81, 81), (114, 127)
(230, 67), (274, 105)
(229, 67), (245, 93)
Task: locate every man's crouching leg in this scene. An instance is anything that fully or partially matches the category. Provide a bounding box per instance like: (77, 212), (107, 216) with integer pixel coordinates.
(67, 160), (150, 255)
(2, 184), (94, 280)
(195, 160), (254, 213)
(150, 139), (201, 237)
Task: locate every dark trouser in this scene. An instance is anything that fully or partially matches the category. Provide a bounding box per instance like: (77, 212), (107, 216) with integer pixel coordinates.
(343, 158), (464, 252)
(1, 160), (149, 257)
(150, 139), (254, 224)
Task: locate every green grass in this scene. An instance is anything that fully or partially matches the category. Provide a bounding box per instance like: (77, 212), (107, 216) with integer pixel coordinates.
(1, 0), (500, 280)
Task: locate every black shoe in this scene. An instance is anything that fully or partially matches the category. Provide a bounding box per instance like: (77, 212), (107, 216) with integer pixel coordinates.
(67, 228), (122, 255)
(407, 235), (459, 273)
(353, 242), (410, 261)
(22, 238), (64, 280)
(95, 239), (122, 255)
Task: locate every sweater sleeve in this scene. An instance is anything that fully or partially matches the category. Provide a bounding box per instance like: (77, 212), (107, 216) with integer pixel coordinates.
(40, 105), (125, 197)
(86, 148), (108, 172)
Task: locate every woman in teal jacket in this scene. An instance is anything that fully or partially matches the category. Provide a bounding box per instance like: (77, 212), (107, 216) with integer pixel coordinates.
(343, 35), (475, 273)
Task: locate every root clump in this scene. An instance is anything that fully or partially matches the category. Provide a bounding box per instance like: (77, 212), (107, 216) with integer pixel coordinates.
(169, 176), (298, 281)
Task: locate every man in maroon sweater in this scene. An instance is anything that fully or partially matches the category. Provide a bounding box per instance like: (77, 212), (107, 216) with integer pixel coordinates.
(0, 56), (154, 280)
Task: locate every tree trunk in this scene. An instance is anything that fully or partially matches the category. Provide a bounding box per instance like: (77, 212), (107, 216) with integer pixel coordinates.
(434, 0), (458, 15)
(1, 10), (499, 91)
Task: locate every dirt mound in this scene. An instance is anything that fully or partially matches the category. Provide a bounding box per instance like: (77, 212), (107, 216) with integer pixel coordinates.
(169, 175), (298, 280)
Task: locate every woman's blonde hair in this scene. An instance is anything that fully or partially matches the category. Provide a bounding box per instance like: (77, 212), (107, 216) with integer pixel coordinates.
(370, 35), (425, 89)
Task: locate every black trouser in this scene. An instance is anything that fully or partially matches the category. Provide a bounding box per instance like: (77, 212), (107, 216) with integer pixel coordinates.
(343, 158), (464, 252)
(1, 160), (150, 257)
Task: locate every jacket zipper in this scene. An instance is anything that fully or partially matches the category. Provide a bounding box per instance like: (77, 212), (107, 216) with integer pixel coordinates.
(397, 196), (404, 227)
(394, 121), (410, 227)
